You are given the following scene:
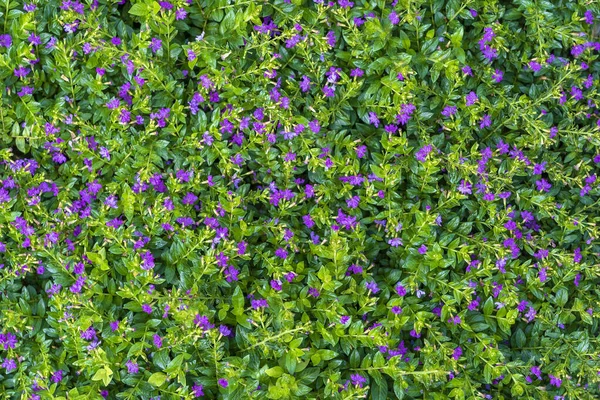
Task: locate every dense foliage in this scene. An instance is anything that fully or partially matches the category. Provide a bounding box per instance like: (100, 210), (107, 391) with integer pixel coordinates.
(0, 0), (600, 398)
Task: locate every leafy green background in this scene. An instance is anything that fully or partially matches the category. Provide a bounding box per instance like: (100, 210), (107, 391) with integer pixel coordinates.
(0, 0), (599, 399)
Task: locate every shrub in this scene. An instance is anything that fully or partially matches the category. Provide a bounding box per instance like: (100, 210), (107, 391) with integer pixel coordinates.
(0, 0), (599, 399)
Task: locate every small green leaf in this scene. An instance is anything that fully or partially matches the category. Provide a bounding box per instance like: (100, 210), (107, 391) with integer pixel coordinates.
(555, 287), (568, 307)
(148, 372), (167, 387)
(87, 252), (109, 271)
(128, 3), (147, 16)
(265, 366), (283, 377)
(370, 375), (386, 400)
(91, 366), (113, 386)
(232, 286), (244, 316)
(220, 9), (236, 35)
(121, 183), (134, 221)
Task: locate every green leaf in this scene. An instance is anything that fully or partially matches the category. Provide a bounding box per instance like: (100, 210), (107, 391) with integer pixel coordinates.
(373, 351), (385, 368)
(393, 379), (405, 399)
(87, 252), (109, 271)
(555, 287), (568, 307)
(265, 366), (283, 377)
(121, 183), (135, 221)
(318, 350), (336, 361)
(91, 366), (113, 386)
(220, 9), (236, 35)
(370, 375), (387, 400)
(16, 137), (28, 153)
(483, 297), (494, 315)
(483, 364), (493, 383)
(285, 352), (297, 374)
(232, 286), (244, 316)
(148, 372), (167, 387)
(128, 3), (147, 16)
(581, 311), (593, 325)
(165, 354), (184, 375)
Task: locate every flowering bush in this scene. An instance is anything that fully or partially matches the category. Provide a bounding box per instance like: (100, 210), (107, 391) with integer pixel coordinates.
(0, 0), (600, 399)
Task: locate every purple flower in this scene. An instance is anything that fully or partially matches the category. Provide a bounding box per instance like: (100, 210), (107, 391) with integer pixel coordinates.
(365, 281), (380, 293)
(389, 11), (399, 25)
(153, 334), (163, 348)
(275, 248), (288, 259)
(396, 103), (416, 125)
(346, 196), (360, 209)
(299, 75), (311, 92)
(457, 180), (472, 194)
(388, 238), (403, 247)
(528, 60), (542, 72)
(14, 66), (29, 78)
(2, 358), (17, 373)
(368, 111), (380, 127)
(535, 179), (552, 192)
(323, 85), (335, 97)
(192, 383), (204, 397)
(441, 105), (457, 117)
(51, 370), (64, 383)
(350, 68), (364, 78)
(347, 264), (363, 275)
(126, 360), (139, 374)
(326, 30), (336, 47)
(251, 299), (268, 309)
(525, 306), (537, 322)
(175, 8), (187, 20)
(218, 378), (229, 388)
(391, 306), (403, 314)
(481, 45), (498, 61)
(465, 91), (478, 106)
(0, 34), (12, 48)
(468, 298), (480, 311)
(182, 192), (198, 205)
(159, 1), (173, 9)
(534, 248), (549, 259)
(574, 248), (582, 263)
(418, 245), (427, 255)
(194, 314), (215, 330)
(491, 69), (503, 83)
(149, 37), (162, 52)
(573, 274), (581, 287)
(452, 346), (462, 360)
(81, 327), (97, 341)
(269, 279), (282, 291)
(350, 374), (367, 388)
(0, 333), (17, 350)
(396, 284), (407, 297)
(140, 250), (155, 270)
(219, 325), (232, 337)
(415, 144), (433, 162)
(584, 10), (594, 24)
(549, 374), (561, 388)
(533, 162), (546, 175)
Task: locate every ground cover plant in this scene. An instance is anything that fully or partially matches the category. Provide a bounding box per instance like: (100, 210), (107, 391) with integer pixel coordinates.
(0, 0), (599, 398)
